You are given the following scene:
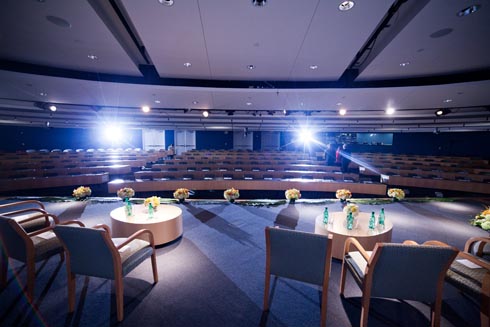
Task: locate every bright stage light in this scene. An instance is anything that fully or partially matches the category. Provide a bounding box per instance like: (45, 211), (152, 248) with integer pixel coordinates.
(298, 130), (313, 143)
(104, 125), (122, 142)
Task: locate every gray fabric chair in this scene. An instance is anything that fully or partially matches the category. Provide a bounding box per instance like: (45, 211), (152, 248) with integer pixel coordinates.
(340, 238), (458, 327)
(0, 213), (83, 300)
(263, 226), (333, 327)
(0, 200), (56, 232)
(446, 237), (490, 327)
(54, 224), (158, 322)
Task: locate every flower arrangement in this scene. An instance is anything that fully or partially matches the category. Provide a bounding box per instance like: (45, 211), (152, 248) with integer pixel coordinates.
(144, 196), (161, 209)
(285, 188), (301, 201)
(343, 203), (360, 217)
(336, 189), (352, 201)
(387, 188), (405, 200)
(224, 188), (240, 201)
(117, 187), (135, 200)
(72, 186), (91, 200)
(470, 208), (490, 231)
(173, 188), (190, 200)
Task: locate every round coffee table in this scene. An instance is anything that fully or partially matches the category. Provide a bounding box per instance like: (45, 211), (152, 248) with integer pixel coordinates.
(314, 211), (393, 259)
(110, 204), (183, 246)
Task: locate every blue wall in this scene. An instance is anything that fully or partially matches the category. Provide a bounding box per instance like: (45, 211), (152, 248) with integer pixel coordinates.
(195, 131), (233, 150)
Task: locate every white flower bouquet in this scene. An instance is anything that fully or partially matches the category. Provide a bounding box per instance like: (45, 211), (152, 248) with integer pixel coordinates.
(387, 188), (405, 200)
(336, 189), (352, 201)
(285, 188), (301, 200)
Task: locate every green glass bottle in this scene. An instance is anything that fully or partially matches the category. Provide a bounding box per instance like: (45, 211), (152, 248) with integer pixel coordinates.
(369, 211), (376, 230)
(347, 212), (353, 230)
(323, 207), (329, 224)
(378, 208), (385, 227)
(148, 203), (154, 219)
(124, 198), (133, 216)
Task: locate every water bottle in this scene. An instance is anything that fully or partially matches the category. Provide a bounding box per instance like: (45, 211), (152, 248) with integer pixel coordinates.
(347, 212), (353, 230)
(148, 203), (154, 219)
(378, 208), (385, 227)
(323, 207), (329, 224)
(124, 198), (133, 216)
(369, 211), (376, 230)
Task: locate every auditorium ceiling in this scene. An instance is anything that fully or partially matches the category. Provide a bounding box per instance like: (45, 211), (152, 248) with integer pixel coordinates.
(0, 0), (489, 133)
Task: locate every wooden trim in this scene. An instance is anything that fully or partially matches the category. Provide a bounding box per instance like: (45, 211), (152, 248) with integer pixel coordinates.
(263, 226), (272, 311)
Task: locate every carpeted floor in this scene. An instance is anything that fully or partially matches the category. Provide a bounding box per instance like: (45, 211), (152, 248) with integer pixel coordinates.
(0, 198), (488, 326)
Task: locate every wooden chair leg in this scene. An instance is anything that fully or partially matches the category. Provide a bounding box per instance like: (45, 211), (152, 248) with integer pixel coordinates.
(360, 288), (372, 327)
(481, 273), (490, 327)
(432, 299), (442, 327)
(0, 250), (7, 288)
(320, 285), (328, 327)
(67, 272), (76, 312)
(263, 273), (271, 311)
(26, 261), (36, 301)
(115, 275), (124, 322)
(151, 251), (158, 283)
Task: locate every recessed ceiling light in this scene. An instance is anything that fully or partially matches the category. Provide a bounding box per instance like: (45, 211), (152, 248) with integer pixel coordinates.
(457, 5), (481, 17)
(39, 92), (47, 97)
(339, 108), (347, 116)
(46, 15), (71, 28)
(435, 108), (451, 116)
(141, 105), (151, 113)
(154, 100), (161, 104)
(158, 0), (174, 6)
(87, 54), (98, 60)
(443, 99), (452, 103)
(252, 0), (266, 7)
(192, 101), (199, 105)
(246, 102), (252, 106)
(184, 62), (192, 68)
(202, 110), (209, 118)
(336, 102), (342, 106)
(399, 62), (410, 67)
(309, 65), (318, 70)
(338, 1), (355, 11)
(48, 105), (57, 112)
(247, 65), (255, 70)
(386, 107), (395, 115)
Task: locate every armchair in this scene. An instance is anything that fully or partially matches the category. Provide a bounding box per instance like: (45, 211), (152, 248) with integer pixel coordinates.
(263, 226), (333, 327)
(0, 200), (57, 232)
(0, 212), (84, 300)
(340, 238), (458, 327)
(446, 237), (490, 327)
(53, 224), (158, 322)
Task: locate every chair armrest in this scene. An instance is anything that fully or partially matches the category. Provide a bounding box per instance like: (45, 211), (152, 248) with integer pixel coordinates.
(464, 236), (490, 256)
(92, 224), (111, 235)
(18, 212), (59, 226)
(0, 200), (45, 211)
(59, 220), (85, 227)
(403, 240), (419, 245)
(456, 251), (490, 271)
(343, 237), (370, 262)
(423, 240), (452, 247)
(116, 229), (155, 250)
(2, 207), (48, 217)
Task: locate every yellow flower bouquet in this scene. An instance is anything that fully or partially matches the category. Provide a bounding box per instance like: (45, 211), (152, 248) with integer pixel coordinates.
(117, 187), (135, 200)
(285, 188), (301, 201)
(343, 203), (360, 217)
(144, 196), (161, 209)
(72, 186), (92, 200)
(387, 188), (405, 201)
(224, 188), (240, 202)
(470, 208), (490, 231)
(173, 188), (190, 201)
(336, 189), (352, 201)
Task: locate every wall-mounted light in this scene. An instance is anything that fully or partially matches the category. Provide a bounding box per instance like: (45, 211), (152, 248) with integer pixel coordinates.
(202, 110), (209, 118)
(141, 105), (150, 113)
(435, 108), (451, 116)
(339, 108), (347, 116)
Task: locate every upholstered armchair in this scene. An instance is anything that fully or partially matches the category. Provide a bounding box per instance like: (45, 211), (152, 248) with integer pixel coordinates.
(53, 224), (158, 322)
(340, 238), (458, 327)
(0, 212), (84, 300)
(263, 226), (333, 327)
(0, 200), (57, 232)
(446, 236), (490, 327)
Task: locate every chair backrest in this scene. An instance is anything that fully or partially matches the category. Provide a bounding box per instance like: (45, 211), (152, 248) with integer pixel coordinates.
(368, 243), (457, 302)
(266, 227), (332, 286)
(54, 225), (118, 279)
(0, 215), (29, 260)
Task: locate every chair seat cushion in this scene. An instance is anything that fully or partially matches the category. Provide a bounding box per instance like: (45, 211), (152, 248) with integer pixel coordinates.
(31, 231), (64, 261)
(446, 259), (487, 299)
(468, 241), (490, 261)
(113, 238), (152, 277)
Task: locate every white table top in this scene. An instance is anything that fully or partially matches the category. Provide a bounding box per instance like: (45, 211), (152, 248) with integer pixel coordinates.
(110, 204), (182, 225)
(322, 211), (393, 237)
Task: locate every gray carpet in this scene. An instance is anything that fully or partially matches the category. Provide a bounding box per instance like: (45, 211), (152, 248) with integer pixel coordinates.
(0, 198), (488, 326)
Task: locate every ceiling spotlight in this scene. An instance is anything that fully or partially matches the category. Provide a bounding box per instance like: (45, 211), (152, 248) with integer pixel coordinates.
(48, 105), (57, 112)
(386, 107), (395, 115)
(457, 4), (481, 17)
(309, 65), (318, 70)
(246, 102), (252, 106)
(339, 108), (347, 116)
(399, 62), (410, 67)
(202, 110), (209, 118)
(252, 0), (266, 7)
(154, 100), (161, 104)
(247, 64), (255, 70)
(39, 92), (47, 97)
(435, 108), (451, 116)
(183, 62), (192, 67)
(192, 100), (199, 105)
(87, 54), (98, 60)
(338, 1), (355, 11)
(443, 99), (452, 103)
(158, 0), (174, 6)
(141, 105), (151, 113)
